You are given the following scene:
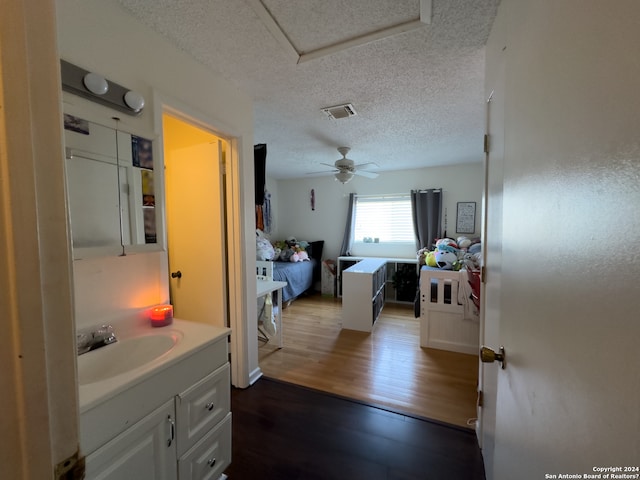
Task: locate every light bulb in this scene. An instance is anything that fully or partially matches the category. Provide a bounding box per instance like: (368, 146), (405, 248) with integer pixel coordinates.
(83, 72), (109, 95)
(123, 90), (145, 113)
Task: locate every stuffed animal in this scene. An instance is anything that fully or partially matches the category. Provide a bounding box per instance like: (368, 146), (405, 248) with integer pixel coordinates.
(285, 236), (297, 247)
(436, 238), (459, 249)
(425, 250), (438, 267)
(456, 236), (472, 249)
(256, 230), (275, 260)
(279, 247), (294, 262)
(434, 249), (458, 270)
(417, 247), (429, 266)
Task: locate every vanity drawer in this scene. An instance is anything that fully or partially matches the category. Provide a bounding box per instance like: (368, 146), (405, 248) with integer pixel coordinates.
(176, 362), (230, 456)
(178, 412), (231, 480)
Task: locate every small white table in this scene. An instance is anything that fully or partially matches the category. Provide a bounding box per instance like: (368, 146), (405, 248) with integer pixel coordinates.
(256, 279), (287, 348)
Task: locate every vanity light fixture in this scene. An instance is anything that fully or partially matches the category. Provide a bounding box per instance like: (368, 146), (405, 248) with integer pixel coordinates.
(82, 72), (109, 95)
(123, 91), (145, 113)
(60, 60), (145, 116)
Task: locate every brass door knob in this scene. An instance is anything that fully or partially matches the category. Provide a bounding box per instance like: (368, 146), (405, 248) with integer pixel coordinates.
(480, 345), (506, 369)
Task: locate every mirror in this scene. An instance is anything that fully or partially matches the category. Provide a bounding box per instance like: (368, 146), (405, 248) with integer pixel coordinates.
(63, 114), (158, 256)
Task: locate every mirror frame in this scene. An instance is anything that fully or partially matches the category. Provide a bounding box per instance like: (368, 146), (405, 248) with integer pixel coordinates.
(63, 112), (164, 259)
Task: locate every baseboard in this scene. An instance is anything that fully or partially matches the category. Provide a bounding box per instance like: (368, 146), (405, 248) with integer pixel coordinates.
(248, 366), (263, 385)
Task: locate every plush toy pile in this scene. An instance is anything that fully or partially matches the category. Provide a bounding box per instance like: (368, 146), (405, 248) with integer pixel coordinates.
(417, 236), (482, 271)
(256, 231), (311, 262)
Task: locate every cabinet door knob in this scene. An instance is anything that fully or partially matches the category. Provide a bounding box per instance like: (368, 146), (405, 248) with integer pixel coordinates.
(207, 458), (216, 468)
(171, 271), (182, 279)
(205, 402), (214, 411)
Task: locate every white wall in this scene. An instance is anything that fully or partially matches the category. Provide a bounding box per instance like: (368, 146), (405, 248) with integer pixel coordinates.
(270, 163), (483, 260)
(56, 0), (257, 384)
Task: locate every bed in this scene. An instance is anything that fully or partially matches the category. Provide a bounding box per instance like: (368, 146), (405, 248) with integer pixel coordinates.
(257, 240), (324, 303)
(419, 266), (480, 355)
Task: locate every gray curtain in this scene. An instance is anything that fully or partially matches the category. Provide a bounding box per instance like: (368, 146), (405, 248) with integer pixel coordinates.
(411, 189), (442, 251)
(339, 193), (356, 256)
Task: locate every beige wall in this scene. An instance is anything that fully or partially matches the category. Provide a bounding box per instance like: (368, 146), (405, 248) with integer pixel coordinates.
(56, 0), (257, 385)
(268, 163), (484, 260)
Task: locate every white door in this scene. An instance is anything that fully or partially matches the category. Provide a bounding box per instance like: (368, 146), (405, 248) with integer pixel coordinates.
(484, 1), (640, 478)
(165, 138), (227, 328)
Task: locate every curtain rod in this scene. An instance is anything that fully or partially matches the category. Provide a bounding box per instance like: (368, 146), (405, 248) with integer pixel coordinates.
(354, 193), (410, 199)
(355, 189), (442, 199)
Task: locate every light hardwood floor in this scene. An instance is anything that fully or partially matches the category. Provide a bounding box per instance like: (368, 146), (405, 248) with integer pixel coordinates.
(258, 293), (479, 429)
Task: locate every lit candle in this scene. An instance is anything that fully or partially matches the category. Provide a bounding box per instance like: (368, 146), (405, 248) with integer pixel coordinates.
(149, 304), (173, 327)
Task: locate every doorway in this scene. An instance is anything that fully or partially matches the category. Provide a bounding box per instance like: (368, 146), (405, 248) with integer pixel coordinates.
(162, 113), (229, 328)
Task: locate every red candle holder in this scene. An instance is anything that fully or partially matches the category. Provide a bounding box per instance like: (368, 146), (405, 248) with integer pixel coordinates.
(149, 304), (173, 327)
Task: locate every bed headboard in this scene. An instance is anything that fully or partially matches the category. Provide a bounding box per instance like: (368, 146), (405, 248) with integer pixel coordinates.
(308, 240), (324, 282)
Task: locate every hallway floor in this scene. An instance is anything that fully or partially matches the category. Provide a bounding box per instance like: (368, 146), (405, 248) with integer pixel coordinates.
(224, 377), (485, 479)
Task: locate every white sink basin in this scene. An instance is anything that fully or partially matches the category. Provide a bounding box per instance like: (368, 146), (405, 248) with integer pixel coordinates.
(78, 332), (181, 385)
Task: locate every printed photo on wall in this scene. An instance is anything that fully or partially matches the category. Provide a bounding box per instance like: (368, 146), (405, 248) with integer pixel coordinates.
(131, 135), (153, 169)
(63, 113), (90, 135)
(144, 208), (157, 244)
(141, 170), (155, 206)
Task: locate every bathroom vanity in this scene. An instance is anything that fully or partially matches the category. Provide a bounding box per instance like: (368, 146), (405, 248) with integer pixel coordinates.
(78, 318), (231, 480)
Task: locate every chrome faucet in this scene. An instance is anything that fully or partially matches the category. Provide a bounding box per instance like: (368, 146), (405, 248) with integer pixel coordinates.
(77, 324), (117, 355)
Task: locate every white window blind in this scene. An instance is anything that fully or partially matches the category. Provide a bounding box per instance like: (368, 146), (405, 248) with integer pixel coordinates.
(353, 195), (414, 243)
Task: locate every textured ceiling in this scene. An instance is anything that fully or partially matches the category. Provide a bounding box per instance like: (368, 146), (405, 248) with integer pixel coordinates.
(118, 0), (500, 179)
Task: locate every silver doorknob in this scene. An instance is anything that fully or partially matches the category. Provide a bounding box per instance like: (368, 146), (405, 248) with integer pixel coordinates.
(480, 345), (506, 369)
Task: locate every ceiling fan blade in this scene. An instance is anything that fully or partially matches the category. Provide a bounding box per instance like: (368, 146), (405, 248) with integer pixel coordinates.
(354, 162), (378, 169)
(306, 169), (338, 175)
(354, 170), (379, 179)
(320, 162), (338, 168)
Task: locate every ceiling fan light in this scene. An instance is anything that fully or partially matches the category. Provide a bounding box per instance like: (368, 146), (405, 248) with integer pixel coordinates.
(335, 171), (354, 184)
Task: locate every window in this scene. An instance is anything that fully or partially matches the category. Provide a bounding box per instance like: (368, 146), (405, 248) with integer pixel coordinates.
(353, 194), (414, 244)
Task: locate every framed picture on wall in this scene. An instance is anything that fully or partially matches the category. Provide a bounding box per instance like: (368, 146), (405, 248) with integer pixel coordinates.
(456, 201), (476, 234)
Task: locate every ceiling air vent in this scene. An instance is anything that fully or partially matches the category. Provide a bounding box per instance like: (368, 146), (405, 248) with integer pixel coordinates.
(321, 103), (357, 120)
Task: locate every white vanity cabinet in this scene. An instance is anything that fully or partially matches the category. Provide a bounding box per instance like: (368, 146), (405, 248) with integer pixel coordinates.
(85, 399), (178, 480)
(176, 363), (232, 479)
(178, 413), (231, 480)
(80, 321), (231, 480)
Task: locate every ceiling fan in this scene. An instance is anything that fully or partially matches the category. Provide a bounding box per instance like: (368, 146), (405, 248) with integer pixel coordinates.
(313, 147), (379, 184)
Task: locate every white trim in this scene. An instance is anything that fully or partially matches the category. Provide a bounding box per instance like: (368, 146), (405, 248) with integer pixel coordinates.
(249, 367), (264, 386)
(249, 0), (432, 64)
(152, 90), (253, 388)
(245, 0), (299, 63)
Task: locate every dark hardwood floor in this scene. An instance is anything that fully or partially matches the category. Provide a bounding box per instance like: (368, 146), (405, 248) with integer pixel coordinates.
(223, 377), (485, 480)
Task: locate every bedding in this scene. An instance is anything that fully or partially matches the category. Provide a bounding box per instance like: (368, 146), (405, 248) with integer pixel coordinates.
(272, 259), (317, 302)
(263, 240), (324, 303)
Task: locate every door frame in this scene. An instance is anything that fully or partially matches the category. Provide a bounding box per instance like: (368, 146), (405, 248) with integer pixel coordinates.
(0, 0), (80, 476)
(152, 90), (250, 388)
